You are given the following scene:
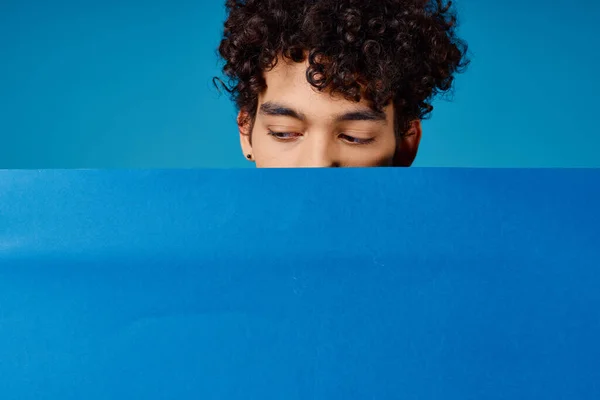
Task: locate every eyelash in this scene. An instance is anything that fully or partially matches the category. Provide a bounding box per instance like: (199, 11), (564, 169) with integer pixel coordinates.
(267, 130), (375, 145)
(267, 130), (300, 140)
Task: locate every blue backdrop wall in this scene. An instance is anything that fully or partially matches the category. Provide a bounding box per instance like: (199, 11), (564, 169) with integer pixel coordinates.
(1, 0), (598, 167)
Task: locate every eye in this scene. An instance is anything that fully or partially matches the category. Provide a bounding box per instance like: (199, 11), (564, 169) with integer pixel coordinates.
(267, 130), (302, 141)
(339, 133), (375, 145)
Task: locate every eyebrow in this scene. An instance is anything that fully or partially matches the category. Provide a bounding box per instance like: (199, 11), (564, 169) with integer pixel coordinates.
(259, 102), (306, 121)
(335, 109), (386, 123)
(259, 101), (387, 123)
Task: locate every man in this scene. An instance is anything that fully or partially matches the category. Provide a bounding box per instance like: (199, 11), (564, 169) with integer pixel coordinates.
(215, 0), (469, 167)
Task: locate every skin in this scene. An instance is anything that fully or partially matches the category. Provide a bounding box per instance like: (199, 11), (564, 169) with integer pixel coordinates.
(239, 57), (422, 168)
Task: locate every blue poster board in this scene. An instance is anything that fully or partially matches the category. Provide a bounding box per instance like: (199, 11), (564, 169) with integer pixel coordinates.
(1, 169), (599, 399)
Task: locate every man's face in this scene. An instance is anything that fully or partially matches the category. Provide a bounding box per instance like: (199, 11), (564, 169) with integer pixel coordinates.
(239, 58), (421, 168)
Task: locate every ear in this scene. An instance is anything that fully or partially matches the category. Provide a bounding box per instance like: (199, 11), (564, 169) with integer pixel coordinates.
(394, 120), (422, 167)
(237, 111), (253, 161)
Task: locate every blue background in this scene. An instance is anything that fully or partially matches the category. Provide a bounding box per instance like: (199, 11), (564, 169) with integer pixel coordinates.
(1, 0), (599, 168)
(1, 169), (599, 398)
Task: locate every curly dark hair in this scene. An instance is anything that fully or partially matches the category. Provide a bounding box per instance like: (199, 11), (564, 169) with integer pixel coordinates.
(215, 0), (469, 139)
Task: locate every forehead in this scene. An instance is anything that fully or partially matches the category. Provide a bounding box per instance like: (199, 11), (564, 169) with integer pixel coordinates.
(259, 58), (392, 119)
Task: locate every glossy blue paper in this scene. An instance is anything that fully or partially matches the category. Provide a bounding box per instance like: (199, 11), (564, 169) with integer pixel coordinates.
(1, 169), (599, 399)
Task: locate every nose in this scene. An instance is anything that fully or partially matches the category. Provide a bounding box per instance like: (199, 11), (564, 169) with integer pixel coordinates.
(297, 135), (339, 168)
